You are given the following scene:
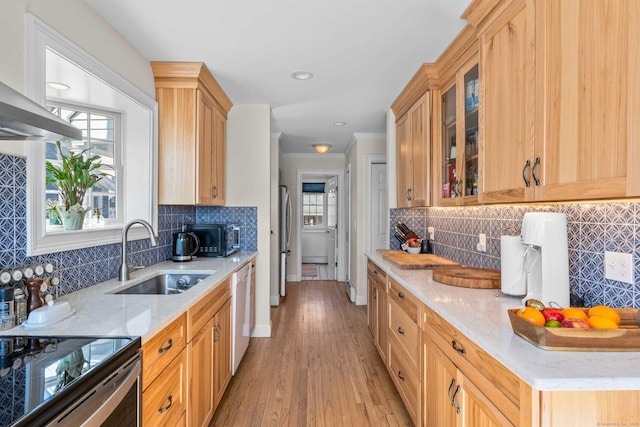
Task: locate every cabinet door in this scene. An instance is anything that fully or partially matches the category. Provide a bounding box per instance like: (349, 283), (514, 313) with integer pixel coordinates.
(481, 0), (533, 204)
(212, 108), (226, 205)
(213, 298), (232, 409)
(143, 349), (187, 427)
(460, 375), (514, 427)
(396, 114), (411, 207)
(408, 93), (430, 206)
(424, 336), (458, 427)
(440, 81), (460, 205)
(197, 89), (216, 205)
(188, 322), (214, 427)
(535, 0), (640, 200)
(375, 281), (388, 363)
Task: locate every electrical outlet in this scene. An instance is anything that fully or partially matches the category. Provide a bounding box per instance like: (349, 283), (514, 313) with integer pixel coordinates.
(476, 233), (487, 252)
(427, 227), (435, 240)
(604, 251), (634, 284)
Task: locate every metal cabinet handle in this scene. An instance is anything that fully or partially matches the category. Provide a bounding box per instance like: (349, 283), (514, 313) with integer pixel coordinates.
(397, 326), (405, 335)
(214, 322), (221, 344)
(406, 188), (412, 201)
(447, 378), (456, 402)
(532, 157), (541, 186)
(213, 185), (218, 198)
(158, 338), (173, 354)
(398, 292), (405, 300)
(158, 395), (173, 414)
(451, 340), (466, 355)
(397, 371), (406, 381)
(373, 287), (377, 300)
(451, 386), (461, 413)
(522, 160), (531, 187)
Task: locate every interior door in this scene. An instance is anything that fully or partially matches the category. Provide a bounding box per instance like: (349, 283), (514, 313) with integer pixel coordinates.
(370, 163), (388, 252)
(326, 177), (338, 280)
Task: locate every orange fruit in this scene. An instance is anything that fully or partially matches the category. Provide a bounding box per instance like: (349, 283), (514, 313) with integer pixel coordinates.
(587, 316), (619, 329)
(561, 307), (588, 321)
(517, 307), (545, 326)
(587, 305), (621, 325)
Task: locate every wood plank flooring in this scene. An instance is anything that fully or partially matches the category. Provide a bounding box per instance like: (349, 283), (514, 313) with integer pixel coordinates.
(210, 279), (413, 426)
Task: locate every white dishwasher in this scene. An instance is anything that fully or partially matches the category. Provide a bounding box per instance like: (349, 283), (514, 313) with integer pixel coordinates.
(232, 262), (252, 375)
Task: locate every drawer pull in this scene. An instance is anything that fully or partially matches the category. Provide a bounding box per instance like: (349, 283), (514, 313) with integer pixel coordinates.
(397, 371), (406, 381)
(451, 340), (466, 355)
(532, 157), (541, 186)
(398, 292), (405, 300)
(451, 386), (461, 413)
(158, 338), (173, 354)
(397, 326), (405, 335)
(214, 322), (221, 344)
(158, 395), (173, 414)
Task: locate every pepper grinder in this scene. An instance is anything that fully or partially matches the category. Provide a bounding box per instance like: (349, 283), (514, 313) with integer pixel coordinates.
(25, 278), (44, 313)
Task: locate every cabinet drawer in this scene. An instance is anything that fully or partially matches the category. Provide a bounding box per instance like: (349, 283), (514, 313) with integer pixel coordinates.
(367, 260), (387, 290)
(388, 339), (420, 424)
(187, 279), (231, 342)
(143, 313), (187, 390)
(389, 298), (419, 369)
(423, 304), (520, 422)
(388, 277), (419, 323)
(143, 348), (187, 427)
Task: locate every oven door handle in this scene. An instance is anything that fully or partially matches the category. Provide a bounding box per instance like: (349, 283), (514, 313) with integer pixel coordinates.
(48, 355), (142, 426)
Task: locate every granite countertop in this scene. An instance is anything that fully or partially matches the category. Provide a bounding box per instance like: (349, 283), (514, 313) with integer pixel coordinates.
(0, 252), (257, 344)
(366, 251), (640, 392)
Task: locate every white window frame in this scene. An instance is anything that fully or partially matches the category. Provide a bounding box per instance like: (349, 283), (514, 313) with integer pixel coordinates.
(25, 15), (158, 255)
(301, 182), (327, 230)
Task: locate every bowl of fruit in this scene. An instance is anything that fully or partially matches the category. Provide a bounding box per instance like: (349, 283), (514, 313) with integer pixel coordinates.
(508, 299), (640, 351)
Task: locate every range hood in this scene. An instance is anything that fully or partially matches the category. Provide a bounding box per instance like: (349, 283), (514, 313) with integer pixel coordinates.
(0, 80), (82, 141)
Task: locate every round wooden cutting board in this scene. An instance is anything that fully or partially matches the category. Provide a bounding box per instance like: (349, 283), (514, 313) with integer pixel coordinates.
(432, 266), (501, 289)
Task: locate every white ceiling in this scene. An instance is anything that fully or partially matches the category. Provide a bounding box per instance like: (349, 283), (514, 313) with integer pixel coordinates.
(85, 0), (471, 154)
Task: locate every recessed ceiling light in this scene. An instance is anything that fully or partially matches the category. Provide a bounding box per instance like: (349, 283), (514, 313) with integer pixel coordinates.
(333, 121), (347, 126)
(291, 70), (314, 80)
(47, 82), (71, 91)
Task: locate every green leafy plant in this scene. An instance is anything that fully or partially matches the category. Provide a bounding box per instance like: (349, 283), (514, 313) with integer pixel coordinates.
(45, 140), (111, 212)
(45, 199), (61, 223)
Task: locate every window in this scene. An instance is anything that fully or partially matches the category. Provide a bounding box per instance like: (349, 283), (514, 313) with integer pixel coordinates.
(25, 14), (157, 256)
(302, 182), (325, 227)
(45, 104), (121, 229)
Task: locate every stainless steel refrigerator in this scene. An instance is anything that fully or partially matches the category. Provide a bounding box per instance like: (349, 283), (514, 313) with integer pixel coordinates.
(279, 185), (291, 297)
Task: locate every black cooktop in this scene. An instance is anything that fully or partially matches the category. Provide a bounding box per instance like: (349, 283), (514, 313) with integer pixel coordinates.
(0, 335), (140, 427)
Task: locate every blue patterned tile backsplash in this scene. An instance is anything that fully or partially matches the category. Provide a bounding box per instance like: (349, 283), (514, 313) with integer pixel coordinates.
(391, 203), (640, 309)
(0, 154), (257, 297)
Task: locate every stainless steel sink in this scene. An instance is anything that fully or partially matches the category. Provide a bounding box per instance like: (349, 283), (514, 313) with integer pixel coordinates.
(114, 273), (211, 295)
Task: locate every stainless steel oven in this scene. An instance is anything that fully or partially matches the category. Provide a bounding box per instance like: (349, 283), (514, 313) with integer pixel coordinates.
(1, 336), (141, 427)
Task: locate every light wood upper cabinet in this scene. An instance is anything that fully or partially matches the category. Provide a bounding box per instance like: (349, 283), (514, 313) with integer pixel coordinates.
(480, 0), (532, 204)
(152, 62), (232, 206)
(480, 0), (640, 203)
(396, 93), (431, 207)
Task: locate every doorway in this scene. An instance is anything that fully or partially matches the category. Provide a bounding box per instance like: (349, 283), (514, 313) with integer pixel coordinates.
(296, 170), (345, 282)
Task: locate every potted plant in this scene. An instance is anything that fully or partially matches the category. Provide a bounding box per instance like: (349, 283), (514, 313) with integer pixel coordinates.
(45, 140), (110, 231)
(45, 199), (61, 226)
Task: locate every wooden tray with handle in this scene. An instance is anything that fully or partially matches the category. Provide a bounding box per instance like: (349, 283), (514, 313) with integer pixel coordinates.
(508, 308), (640, 351)
(432, 266), (501, 289)
(376, 250), (459, 269)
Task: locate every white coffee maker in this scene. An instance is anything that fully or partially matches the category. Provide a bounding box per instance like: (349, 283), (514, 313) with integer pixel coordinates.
(501, 212), (570, 307)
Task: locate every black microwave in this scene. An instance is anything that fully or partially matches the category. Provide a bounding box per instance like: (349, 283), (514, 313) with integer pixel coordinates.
(186, 224), (240, 257)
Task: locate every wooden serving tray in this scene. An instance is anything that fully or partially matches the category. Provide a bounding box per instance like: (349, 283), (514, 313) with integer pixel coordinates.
(376, 250), (458, 270)
(432, 266), (501, 289)
(508, 308), (640, 351)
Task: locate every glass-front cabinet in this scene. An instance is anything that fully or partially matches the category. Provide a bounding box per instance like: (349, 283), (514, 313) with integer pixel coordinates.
(438, 59), (479, 206)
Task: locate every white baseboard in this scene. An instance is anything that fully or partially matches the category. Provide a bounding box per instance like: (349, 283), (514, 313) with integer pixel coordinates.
(355, 294), (367, 306)
(302, 257), (327, 264)
(251, 322), (271, 338)
(287, 274), (299, 282)
(270, 295), (280, 306)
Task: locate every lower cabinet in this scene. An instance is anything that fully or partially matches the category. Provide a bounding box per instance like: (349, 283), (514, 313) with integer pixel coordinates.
(423, 332), (513, 427)
(143, 348), (188, 426)
(187, 280), (232, 427)
(367, 260), (388, 363)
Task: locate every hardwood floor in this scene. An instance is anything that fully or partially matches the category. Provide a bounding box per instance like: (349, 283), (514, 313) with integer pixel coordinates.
(210, 280), (413, 426)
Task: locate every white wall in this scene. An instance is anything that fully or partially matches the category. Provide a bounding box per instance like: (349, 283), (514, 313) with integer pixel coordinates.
(226, 105), (272, 337)
(346, 133), (386, 305)
(279, 154), (346, 281)
(0, 0), (155, 157)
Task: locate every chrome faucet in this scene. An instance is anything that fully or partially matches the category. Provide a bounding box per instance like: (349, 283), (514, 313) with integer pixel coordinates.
(118, 219), (158, 281)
